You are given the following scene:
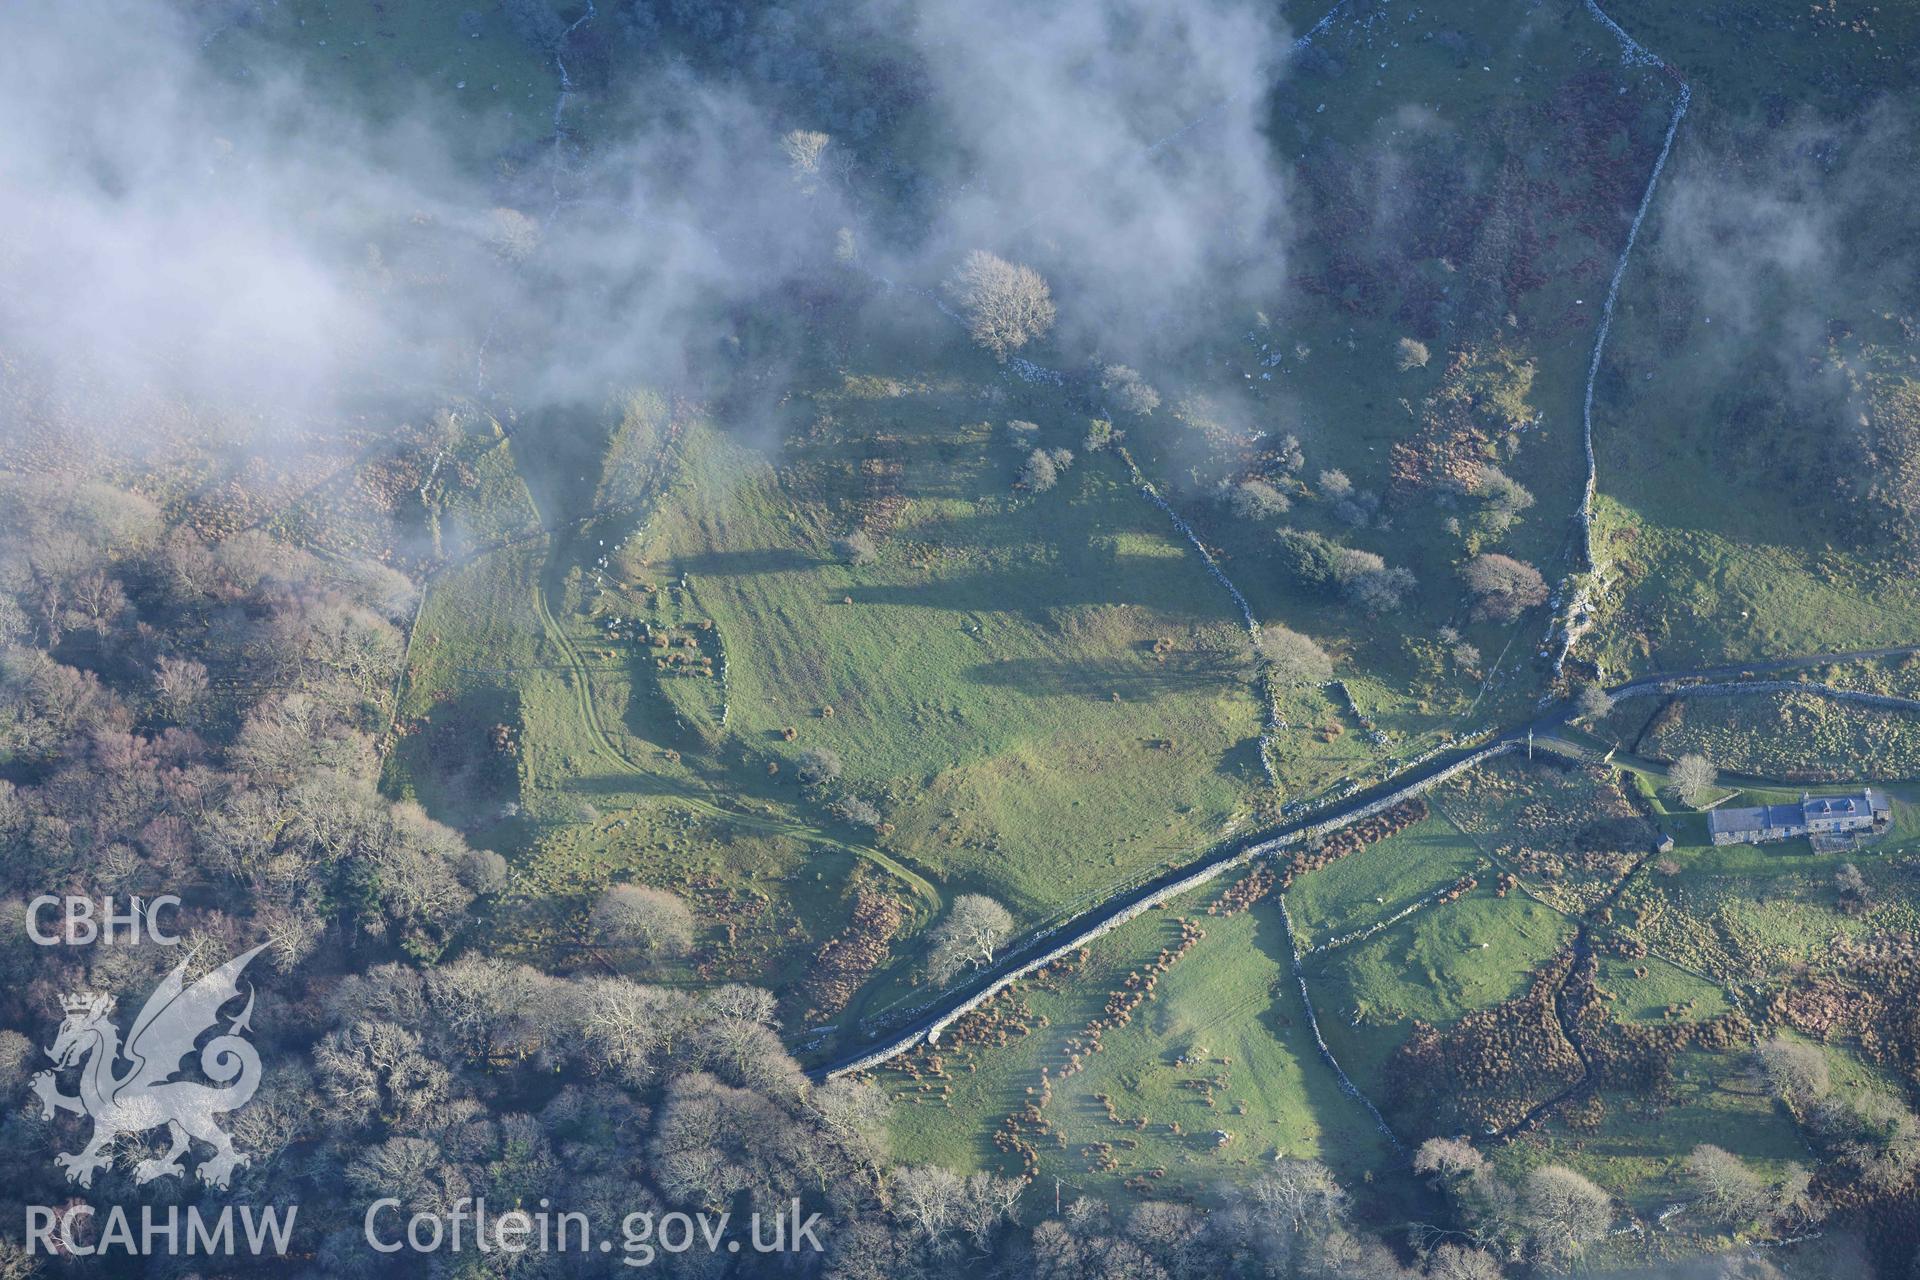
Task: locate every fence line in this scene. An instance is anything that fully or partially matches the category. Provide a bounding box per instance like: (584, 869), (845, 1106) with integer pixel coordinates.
(1550, 0), (1692, 680)
(1277, 894), (1404, 1151)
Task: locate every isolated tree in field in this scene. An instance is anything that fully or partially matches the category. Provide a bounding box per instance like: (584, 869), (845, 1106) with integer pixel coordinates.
(1083, 418), (1115, 452)
(1317, 468), (1354, 500)
(1331, 547), (1417, 613)
(1413, 1136), (1485, 1182)
(836, 529), (877, 565)
(834, 795), (883, 830)
(1521, 1165), (1611, 1265)
(926, 894), (1012, 983)
(1576, 682), (1614, 722)
(1473, 466), (1535, 536)
(1100, 364), (1160, 416)
(1396, 337), (1431, 370)
(947, 250), (1055, 361)
(1257, 623), (1333, 686)
(1021, 448), (1072, 492)
(1835, 861), (1872, 914)
(798, 746), (843, 787)
(1021, 449), (1058, 492)
(1752, 1036), (1830, 1107)
(485, 207), (541, 262)
(1461, 553), (1548, 622)
(1272, 433), (1306, 475)
(781, 129), (831, 191)
(591, 885), (695, 964)
(1229, 478), (1291, 521)
(1669, 753), (1718, 807)
(1683, 1144), (1774, 1227)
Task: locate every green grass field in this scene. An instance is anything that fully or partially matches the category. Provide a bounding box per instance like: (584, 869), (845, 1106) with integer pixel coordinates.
(1285, 810), (1488, 950)
(644, 410), (1268, 924)
(1581, 0), (1920, 681)
(879, 879), (1406, 1211)
(268, 0), (1920, 1244)
(1309, 887), (1578, 1094)
(1492, 1047), (1811, 1219)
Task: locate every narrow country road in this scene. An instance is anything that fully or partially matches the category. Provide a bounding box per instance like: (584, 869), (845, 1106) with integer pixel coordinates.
(1608, 644), (1920, 695)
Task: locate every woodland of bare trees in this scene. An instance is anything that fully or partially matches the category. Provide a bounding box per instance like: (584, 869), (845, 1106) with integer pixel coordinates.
(0, 468), (1507, 1275)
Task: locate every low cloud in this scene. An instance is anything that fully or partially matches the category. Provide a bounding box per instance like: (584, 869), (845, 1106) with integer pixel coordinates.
(0, 1), (852, 439)
(897, 0), (1298, 352)
(0, 0), (1312, 451)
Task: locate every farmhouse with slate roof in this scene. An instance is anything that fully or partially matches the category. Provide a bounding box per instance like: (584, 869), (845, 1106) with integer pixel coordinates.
(1707, 789), (1890, 848)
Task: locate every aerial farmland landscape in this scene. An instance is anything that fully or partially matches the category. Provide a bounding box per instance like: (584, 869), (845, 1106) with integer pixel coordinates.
(2, 0), (1919, 1275)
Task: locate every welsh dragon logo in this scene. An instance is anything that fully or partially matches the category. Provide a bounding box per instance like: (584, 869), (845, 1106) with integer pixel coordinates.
(31, 943), (268, 1190)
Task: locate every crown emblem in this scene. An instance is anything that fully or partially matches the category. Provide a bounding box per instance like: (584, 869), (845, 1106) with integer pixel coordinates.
(59, 992), (111, 1016)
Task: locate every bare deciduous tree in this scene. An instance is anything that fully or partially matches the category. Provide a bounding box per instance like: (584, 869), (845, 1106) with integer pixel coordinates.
(1100, 364), (1160, 416)
(1022, 448), (1074, 493)
(485, 207), (541, 262)
(926, 893), (1012, 983)
(1413, 1136), (1485, 1181)
(153, 654), (209, 724)
(781, 129), (831, 191)
(1428, 1242), (1503, 1280)
(1461, 553), (1548, 622)
(1521, 1165), (1611, 1266)
(889, 1165), (965, 1252)
(1257, 623), (1333, 686)
(798, 747), (843, 787)
(836, 529), (878, 565)
(1683, 1144), (1774, 1226)
(1228, 478), (1291, 520)
(591, 884), (696, 965)
(1331, 546), (1417, 613)
(956, 1170), (1028, 1250)
(947, 250), (1055, 361)
(1251, 1158), (1347, 1237)
(1668, 753), (1718, 807)
(575, 979), (696, 1086)
(1396, 337), (1431, 370)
